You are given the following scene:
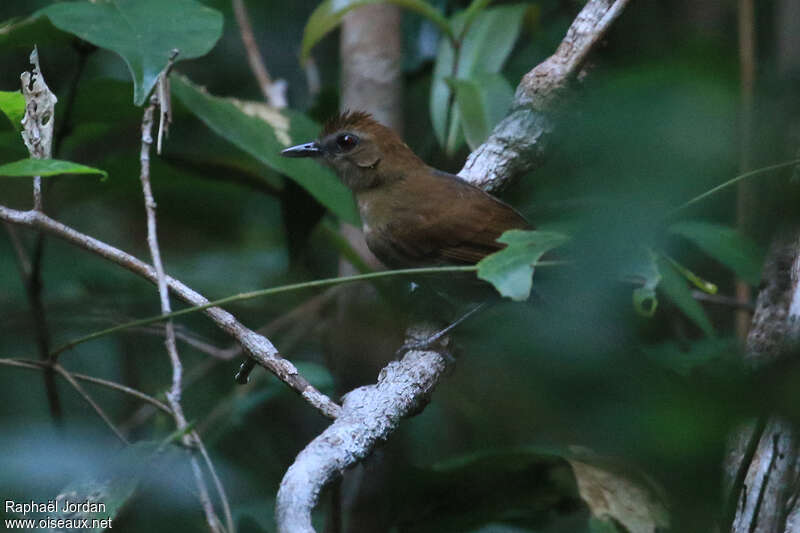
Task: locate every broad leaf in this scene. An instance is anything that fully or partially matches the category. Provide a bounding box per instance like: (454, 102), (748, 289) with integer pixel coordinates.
(430, 3), (527, 151)
(171, 75), (359, 224)
(301, 0), (452, 63)
(656, 255), (714, 337)
(670, 220), (764, 286)
(477, 230), (569, 301)
(0, 91), (25, 132)
(450, 74), (513, 150)
(0, 158), (107, 179)
(38, 0), (223, 105)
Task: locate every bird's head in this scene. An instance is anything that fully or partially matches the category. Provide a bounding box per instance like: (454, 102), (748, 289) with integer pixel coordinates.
(281, 110), (422, 192)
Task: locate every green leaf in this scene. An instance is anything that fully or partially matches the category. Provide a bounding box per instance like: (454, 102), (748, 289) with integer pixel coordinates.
(669, 220), (764, 286)
(449, 74), (513, 150)
(171, 75), (359, 224)
(430, 3), (527, 152)
(0, 91), (25, 132)
(656, 255), (714, 337)
(663, 254), (717, 294)
(37, 0), (223, 105)
(0, 158), (107, 179)
(630, 248), (660, 317)
(301, 0), (453, 63)
(477, 230), (569, 301)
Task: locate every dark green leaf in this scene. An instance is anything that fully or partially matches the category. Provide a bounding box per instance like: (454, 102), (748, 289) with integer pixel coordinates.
(301, 0), (452, 63)
(642, 337), (740, 376)
(669, 220), (764, 286)
(38, 0), (223, 105)
(656, 255), (714, 336)
(477, 230), (569, 301)
(0, 158), (107, 178)
(430, 3), (527, 151)
(450, 74), (513, 150)
(171, 75), (359, 224)
(0, 91), (25, 132)
(0, 15), (70, 48)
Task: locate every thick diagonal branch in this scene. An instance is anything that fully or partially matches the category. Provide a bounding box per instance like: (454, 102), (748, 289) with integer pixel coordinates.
(275, 1), (631, 531)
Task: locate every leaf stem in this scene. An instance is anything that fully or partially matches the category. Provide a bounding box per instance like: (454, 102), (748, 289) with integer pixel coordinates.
(52, 262), (562, 357)
(671, 158), (800, 214)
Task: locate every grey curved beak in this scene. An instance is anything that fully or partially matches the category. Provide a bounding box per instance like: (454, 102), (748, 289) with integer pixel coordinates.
(281, 142), (321, 158)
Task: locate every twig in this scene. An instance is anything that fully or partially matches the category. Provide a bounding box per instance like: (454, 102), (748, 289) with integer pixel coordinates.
(53, 364), (130, 445)
(18, 47), (61, 423)
(232, 0), (288, 108)
(0, 357), (172, 415)
(140, 69), (226, 533)
(0, 205), (342, 419)
(692, 290), (755, 311)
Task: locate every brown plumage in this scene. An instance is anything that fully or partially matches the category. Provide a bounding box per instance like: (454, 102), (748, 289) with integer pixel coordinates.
(281, 111), (530, 269)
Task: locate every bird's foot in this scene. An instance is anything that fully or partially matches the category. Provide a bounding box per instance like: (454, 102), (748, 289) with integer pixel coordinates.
(394, 301), (489, 359)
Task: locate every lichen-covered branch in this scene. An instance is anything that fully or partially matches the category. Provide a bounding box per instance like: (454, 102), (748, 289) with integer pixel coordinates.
(275, 3), (632, 530)
(459, 0), (631, 192)
(276, 343), (446, 533)
(725, 234), (800, 533)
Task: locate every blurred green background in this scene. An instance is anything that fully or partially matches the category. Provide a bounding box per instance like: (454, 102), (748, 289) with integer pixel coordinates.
(1, 1), (799, 532)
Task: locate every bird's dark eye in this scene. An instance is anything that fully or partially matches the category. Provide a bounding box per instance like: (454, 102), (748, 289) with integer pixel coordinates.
(336, 133), (359, 151)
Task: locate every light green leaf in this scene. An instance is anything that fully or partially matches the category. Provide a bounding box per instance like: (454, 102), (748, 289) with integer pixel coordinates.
(450, 74), (513, 150)
(477, 230), (569, 301)
(430, 3), (527, 152)
(301, 0), (452, 63)
(656, 255), (714, 337)
(171, 75), (359, 224)
(669, 220), (764, 286)
(630, 248), (660, 317)
(0, 158), (107, 179)
(37, 0), (223, 105)
(0, 91), (25, 132)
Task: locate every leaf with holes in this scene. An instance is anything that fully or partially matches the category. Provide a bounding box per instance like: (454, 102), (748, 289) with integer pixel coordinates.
(37, 0), (223, 105)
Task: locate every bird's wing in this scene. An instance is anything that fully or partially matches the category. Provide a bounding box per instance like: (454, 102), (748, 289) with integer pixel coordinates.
(383, 172), (531, 266)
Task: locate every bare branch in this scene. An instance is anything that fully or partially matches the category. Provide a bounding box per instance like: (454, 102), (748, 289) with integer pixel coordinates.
(0, 205), (342, 419)
(725, 234), (800, 532)
(232, 0), (288, 108)
(459, 0), (631, 191)
(0, 357), (171, 415)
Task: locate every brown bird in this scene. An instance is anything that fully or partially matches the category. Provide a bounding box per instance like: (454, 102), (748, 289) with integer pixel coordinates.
(281, 110), (531, 270)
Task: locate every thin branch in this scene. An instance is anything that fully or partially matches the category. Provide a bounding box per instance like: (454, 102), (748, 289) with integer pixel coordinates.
(232, 0), (287, 108)
(0, 357), (172, 415)
(140, 69), (225, 533)
(18, 47), (61, 423)
(194, 432), (235, 533)
(0, 205), (342, 419)
(55, 364), (129, 445)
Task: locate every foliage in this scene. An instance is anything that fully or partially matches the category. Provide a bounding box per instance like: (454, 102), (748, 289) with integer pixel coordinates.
(0, 0), (796, 532)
